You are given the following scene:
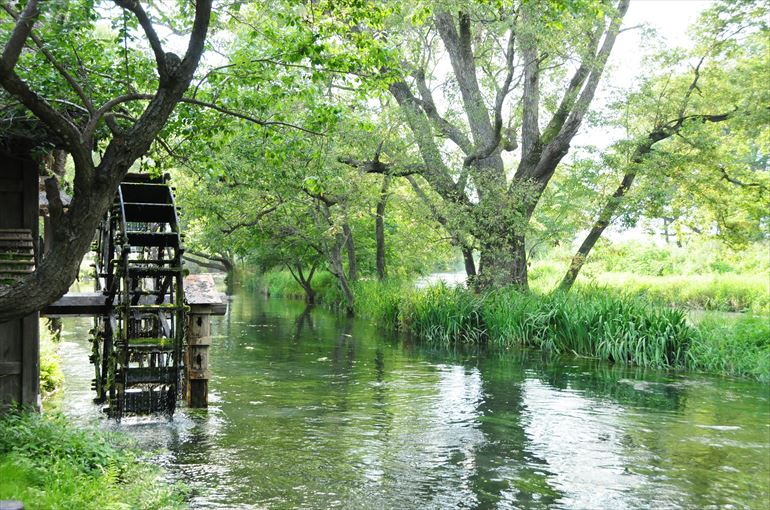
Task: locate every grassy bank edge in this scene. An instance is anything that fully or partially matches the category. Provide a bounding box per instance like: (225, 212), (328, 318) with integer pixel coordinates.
(250, 270), (770, 383)
(0, 410), (188, 510)
(2, 324), (186, 510)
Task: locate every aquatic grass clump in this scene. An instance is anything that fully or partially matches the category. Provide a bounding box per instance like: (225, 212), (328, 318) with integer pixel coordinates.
(481, 288), (693, 369)
(399, 283), (486, 343)
(352, 278), (412, 325)
(353, 282), (697, 369)
(689, 315), (770, 382)
(0, 410), (187, 509)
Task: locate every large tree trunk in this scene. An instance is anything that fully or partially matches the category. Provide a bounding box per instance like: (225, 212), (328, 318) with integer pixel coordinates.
(476, 232), (528, 291)
(375, 174), (391, 280)
(328, 234), (355, 315)
(462, 247), (476, 278)
(0, 176), (117, 322)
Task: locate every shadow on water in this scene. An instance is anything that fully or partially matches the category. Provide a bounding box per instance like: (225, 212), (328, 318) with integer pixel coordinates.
(52, 289), (770, 510)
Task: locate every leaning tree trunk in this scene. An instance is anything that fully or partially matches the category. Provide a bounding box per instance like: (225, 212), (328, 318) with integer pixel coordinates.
(342, 221), (357, 282)
(0, 0), (213, 322)
(558, 102), (735, 292)
(375, 174), (391, 280)
(560, 171), (636, 292)
(328, 234), (355, 315)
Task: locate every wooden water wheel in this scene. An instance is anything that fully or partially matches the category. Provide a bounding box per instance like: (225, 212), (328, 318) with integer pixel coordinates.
(91, 173), (186, 419)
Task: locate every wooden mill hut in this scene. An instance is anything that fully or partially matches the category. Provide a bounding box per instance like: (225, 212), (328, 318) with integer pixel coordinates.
(0, 135), (42, 409)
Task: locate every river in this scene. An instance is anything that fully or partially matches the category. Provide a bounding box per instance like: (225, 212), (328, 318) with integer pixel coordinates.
(48, 289), (770, 509)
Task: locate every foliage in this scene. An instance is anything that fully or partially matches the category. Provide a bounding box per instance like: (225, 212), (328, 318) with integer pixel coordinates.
(257, 273), (767, 380)
(39, 326), (64, 395)
(691, 315), (770, 383)
(0, 411), (187, 510)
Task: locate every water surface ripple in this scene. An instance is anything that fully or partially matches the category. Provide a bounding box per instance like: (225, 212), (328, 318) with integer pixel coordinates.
(52, 291), (770, 509)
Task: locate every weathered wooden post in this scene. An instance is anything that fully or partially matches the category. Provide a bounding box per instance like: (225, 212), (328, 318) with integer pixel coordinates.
(183, 274), (226, 408)
(187, 310), (211, 407)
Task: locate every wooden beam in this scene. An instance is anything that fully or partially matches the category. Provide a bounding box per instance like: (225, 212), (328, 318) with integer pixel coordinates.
(42, 274), (227, 317)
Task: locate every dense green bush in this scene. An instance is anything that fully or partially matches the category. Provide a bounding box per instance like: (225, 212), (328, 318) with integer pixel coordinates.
(0, 411), (186, 510)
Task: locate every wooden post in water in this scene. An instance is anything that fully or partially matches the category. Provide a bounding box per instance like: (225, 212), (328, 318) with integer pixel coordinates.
(186, 310), (211, 408)
(183, 274), (226, 408)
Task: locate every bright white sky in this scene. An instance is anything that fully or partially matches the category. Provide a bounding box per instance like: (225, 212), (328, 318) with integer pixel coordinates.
(613, 0), (713, 83)
(575, 0), (712, 147)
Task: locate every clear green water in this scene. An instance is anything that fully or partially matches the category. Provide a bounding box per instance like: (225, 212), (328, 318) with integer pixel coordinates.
(52, 290), (770, 509)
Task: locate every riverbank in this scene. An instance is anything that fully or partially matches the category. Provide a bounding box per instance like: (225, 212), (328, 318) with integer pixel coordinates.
(0, 410), (187, 509)
(251, 271), (770, 382)
(1, 323), (186, 509)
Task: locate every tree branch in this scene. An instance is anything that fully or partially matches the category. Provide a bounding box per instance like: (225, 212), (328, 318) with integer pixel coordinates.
(2, 2), (94, 112)
(549, 0), (630, 152)
(338, 155), (423, 177)
(412, 69), (472, 153)
(85, 93), (324, 140)
(220, 202), (281, 234)
(113, 0), (168, 82)
(0, 0), (38, 72)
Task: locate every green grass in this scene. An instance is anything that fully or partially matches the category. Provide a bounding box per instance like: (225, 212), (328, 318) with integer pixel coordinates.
(576, 272), (767, 313)
(528, 242), (770, 313)
(0, 410), (187, 510)
(349, 279), (768, 381)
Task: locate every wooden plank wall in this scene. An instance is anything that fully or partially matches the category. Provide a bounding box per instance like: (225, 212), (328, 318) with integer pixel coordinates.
(0, 150), (40, 410)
